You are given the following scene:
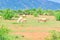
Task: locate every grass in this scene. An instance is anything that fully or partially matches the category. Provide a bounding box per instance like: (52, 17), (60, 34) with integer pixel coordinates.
(0, 15), (60, 33)
(11, 19), (60, 27)
(0, 15), (60, 27)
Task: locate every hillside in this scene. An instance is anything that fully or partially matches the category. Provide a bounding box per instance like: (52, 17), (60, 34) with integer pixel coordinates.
(0, 0), (60, 10)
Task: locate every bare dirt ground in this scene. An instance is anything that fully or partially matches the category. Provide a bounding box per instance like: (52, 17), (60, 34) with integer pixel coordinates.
(9, 27), (60, 40)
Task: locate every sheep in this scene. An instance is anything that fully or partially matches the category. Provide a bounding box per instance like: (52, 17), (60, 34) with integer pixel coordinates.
(20, 18), (27, 23)
(38, 17), (47, 22)
(17, 16), (23, 23)
(17, 14), (26, 23)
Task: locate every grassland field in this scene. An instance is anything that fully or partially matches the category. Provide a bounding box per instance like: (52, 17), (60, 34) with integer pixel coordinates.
(0, 15), (60, 40)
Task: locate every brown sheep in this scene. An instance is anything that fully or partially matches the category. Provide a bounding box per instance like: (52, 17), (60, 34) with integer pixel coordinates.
(38, 17), (47, 22)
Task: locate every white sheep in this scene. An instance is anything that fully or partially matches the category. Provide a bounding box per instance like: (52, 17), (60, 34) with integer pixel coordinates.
(17, 14), (26, 23)
(17, 16), (23, 23)
(20, 19), (27, 23)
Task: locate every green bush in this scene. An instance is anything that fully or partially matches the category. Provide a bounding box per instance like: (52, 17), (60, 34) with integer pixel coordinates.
(43, 10), (54, 16)
(45, 30), (60, 40)
(13, 13), (19, 18)
(0, 13), (2, 16)
(54, 12), (60, 21)
(37, 8), (43, 15)
(0, 26), (10, 40)
(33, 12), (39, 17)
(23, 9), (31, 15)
(17, 10), (24, 15)
(2, 9), (14, 20)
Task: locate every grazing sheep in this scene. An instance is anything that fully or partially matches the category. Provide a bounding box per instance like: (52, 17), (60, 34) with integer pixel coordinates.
(20, 19), (27, 23)
(17, 16), (23, 23)
(17, 14), (26, 23)
(38, 17), (47, 22)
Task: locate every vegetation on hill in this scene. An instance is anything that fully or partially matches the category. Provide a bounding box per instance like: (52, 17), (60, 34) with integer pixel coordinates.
(0, 8), (60, 20)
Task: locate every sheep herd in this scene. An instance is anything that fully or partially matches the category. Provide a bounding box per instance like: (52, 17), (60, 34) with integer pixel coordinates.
(0, 14), (48, 23)
(17, 14), (48, 23)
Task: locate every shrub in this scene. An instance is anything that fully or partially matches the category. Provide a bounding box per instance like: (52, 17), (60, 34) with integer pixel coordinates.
(23, 9), (31, 15)
(37, 8), (43, 15)
(0, 26), (10, 40)
(45, 30), (60, 40)
(0, 13), (2, 16)
(43, 10), (54, 16)
(13, 13), (19, 18)
(54, 12), (60, 21)
(17, 10), (24, 15)
(2, 9), (14, 20)
(33, 11), (39, 17)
